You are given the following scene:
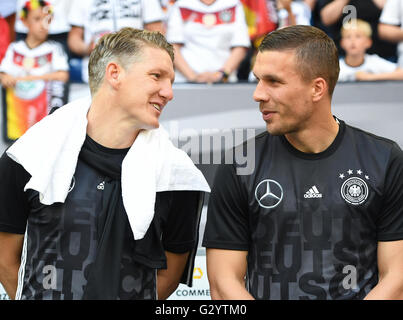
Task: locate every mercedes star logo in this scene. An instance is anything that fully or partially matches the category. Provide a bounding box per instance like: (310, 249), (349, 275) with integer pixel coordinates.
(255, 179), (284, 209)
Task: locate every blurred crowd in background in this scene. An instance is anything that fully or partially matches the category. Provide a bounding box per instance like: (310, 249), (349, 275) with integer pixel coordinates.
(0, 0), (402, 86)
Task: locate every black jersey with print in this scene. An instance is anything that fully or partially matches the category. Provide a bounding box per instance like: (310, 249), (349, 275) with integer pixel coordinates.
(203, 119), (403, 300)
(0, 136), (201, 300)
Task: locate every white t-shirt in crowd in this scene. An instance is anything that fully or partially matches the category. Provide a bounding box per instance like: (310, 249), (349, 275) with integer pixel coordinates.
(166, 0), (250, 83)
(379, 0), (403, 68)
(0, 39), (68, 99)
(338, 54), (397, 82)
(0, 40), (69, 76)
(15, 0), (72, 34)
(68, 0), (164, 83)
(277, 0), (312, 27)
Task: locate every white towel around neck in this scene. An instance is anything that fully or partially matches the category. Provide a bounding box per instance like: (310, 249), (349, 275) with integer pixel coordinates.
(7, 97), (210, 240)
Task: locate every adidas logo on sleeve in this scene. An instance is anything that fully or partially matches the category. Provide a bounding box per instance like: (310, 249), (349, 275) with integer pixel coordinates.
(304, 186), (323, 198)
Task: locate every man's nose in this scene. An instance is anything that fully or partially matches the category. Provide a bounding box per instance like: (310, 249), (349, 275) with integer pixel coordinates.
(253, 81), (267, 103)
(160, 80), (174, 102)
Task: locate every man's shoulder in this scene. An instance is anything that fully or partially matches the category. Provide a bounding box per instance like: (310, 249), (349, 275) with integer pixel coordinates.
(0, 149), (31, 185)
(225, 130), (276, 176)
(345, 122), (401, 153)
(236, 129), (273, 148)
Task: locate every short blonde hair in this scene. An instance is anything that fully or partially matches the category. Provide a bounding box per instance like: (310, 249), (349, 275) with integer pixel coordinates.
(88, 27), (174, 95)
(341, 19), (372, 38)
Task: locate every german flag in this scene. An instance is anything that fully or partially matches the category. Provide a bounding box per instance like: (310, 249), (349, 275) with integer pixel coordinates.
(240, 0), (277, 42)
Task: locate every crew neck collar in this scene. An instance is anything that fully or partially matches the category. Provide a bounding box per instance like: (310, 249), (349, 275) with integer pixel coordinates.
(85, 134), (130, 155)
(280, 117), (345, 160)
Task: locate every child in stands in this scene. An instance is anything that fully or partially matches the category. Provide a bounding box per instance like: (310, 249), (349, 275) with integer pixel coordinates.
(338, 19), (403, 82)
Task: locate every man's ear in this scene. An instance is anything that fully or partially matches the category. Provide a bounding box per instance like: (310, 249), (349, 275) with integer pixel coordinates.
(104, 61), (123, 89)
(311, 77), (327, 102)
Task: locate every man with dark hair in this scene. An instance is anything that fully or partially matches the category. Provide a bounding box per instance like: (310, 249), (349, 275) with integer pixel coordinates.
(258, 24), (340, 97)
(0, 27), (210, 300)
(203, 25), (403, 300)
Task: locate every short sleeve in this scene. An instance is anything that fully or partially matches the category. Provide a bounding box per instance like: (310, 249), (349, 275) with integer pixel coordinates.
(230, 2), (250, 48)
(376, 143), (403, 241)
(0, 42), (15, 74)
(68, 0), (87, 28)
(202, 162), (249, 250)
(142, 0), (164, 25)
(0, 150), (30, 234)
(166, 3), (185, 44)
(51, 42), (69, 72)
(379, 0), (401, 26)
(295, 2), (312, 26)
(162, 190), (202, 253)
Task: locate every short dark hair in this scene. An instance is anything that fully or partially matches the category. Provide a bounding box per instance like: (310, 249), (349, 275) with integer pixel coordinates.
(259, 25), (340, 96)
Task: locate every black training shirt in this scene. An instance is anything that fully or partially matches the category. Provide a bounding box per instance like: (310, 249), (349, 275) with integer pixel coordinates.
(203, 119), (403, 299)
(0, 135), (201, 300)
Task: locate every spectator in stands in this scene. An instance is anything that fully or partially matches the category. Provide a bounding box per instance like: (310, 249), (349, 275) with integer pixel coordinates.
(277, 0), (312, 28)
(0, 0), (69, 88)
(318, 0), (397, 61)
(67, 0), (165, 83)
(338, 19), (403, 82)
(14, 0), (71, 57)
(160, 0), (177, 27)
(378, 0), (403, 69)
(166, 0), (250, 83)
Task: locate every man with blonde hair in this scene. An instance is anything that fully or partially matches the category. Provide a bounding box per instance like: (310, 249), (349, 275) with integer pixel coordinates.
(0, 27), (210, 300)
